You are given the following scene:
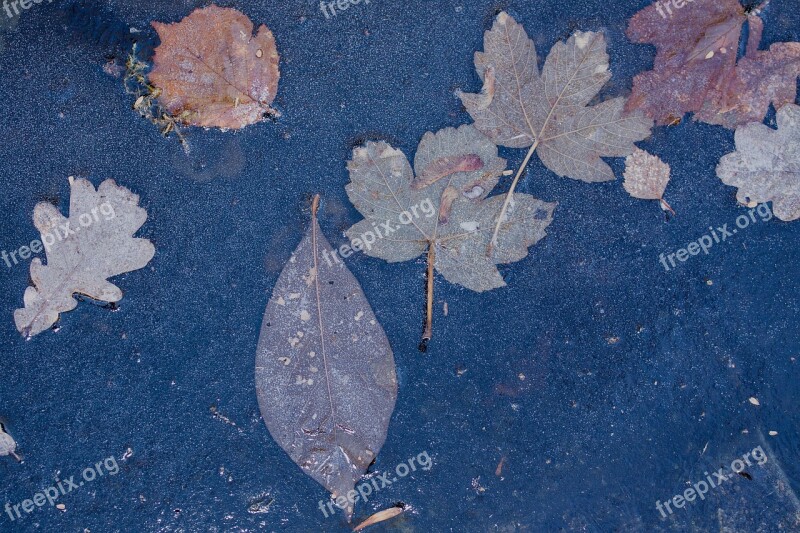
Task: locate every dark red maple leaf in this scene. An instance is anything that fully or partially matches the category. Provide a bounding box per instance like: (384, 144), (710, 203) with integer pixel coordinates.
(625, 0), (800, 128)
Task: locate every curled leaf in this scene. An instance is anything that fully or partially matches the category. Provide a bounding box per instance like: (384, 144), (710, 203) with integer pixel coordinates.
(413, 154), (485, 190)
(255, 196), (397, 521)
(14, 177), (155, 338)
(149, 5), (280, 130)
(717, 103), (800, 221)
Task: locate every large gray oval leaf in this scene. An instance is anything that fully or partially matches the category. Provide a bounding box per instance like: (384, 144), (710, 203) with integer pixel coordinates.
(255, 196), (397, 521)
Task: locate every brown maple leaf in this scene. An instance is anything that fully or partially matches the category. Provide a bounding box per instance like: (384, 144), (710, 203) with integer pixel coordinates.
(457, 12), (651, 252)
(149, 5), (280, 130)
(625, 0), (800, 129)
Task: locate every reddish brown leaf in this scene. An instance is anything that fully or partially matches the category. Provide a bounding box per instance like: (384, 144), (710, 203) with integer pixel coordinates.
(149, 5), (280, 130)
(625, 0), (800, 129)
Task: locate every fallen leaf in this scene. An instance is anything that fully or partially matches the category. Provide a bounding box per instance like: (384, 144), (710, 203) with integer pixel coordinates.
(623, 148), (674, 214)
(495, 456), (506, 476)
(457, 12), (651, 250)
(626, 0), (800, 128)
(353, 505), (405, 531)
(149, 5), (280, 130)
(0, 426), (21, 462)
(717, 103), (800, 221)
(14, 177), (155, 338)
(344, 125), (556, 343)
(255, 196), (397, 522)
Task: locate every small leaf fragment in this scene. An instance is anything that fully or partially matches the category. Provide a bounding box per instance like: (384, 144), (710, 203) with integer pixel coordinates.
(255, 196), (397, 521)
(14, 177), (155, 338)
(353, 505), (405, 531)
(717, 103), (800, 221)
(0, 426), (21, 462)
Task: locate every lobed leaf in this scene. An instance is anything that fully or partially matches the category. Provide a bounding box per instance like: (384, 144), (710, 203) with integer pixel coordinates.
(458, 12), (652, 182)
(14, 177), (155, 338)
(345, 124), (554, 292)
(717, 103), (800, 221)
(626, 0), (800, 128)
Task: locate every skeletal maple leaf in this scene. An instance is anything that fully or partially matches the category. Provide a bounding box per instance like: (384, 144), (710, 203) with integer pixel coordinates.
(457, 12), (651, 251)
(14, 177), (155, 338)
(623, 148), (674, 214)
(626, 0), (800, 129)
(255, 196), (397, 522)
(344, 125), (556, 344)
(717, 103), (800, 221)
(148, 5), (280, 130)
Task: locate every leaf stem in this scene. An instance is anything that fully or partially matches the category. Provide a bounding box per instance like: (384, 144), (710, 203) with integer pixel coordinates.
(487, 139), (540, 256)
(311, 194), (320, 217)
(660, 198), (676, 216)
(422, 243), (435, 346)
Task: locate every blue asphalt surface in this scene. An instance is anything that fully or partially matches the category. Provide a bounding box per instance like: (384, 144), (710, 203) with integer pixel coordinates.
(0, 0), (798, 531)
